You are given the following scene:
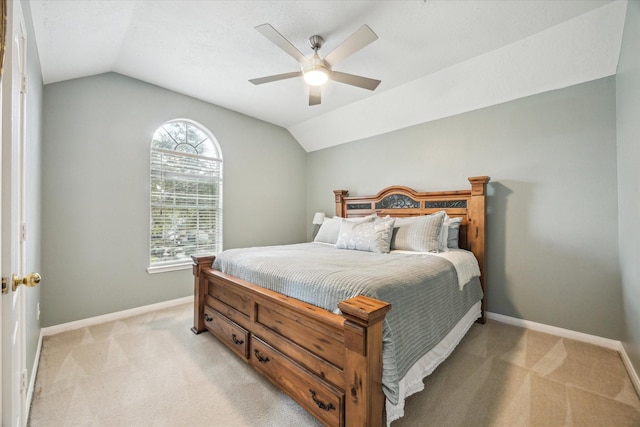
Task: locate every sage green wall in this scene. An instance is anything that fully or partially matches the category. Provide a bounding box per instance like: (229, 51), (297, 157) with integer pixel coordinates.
(616, 0), (640, 378)
(307, 77), (622, 340)
(41, 73), (306, 327)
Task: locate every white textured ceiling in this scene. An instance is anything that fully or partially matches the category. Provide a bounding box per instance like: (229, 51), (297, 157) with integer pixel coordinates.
(29, 0), (627, 151)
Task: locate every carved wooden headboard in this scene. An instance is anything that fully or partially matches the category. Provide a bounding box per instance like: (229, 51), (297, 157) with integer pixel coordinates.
(334, 176), (490, 321)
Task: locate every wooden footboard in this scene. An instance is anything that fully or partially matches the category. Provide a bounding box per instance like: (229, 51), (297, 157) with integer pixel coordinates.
(192, 255), (391, 427)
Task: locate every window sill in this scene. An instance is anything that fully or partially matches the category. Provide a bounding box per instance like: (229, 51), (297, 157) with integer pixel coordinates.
(147, 262), (192, 274)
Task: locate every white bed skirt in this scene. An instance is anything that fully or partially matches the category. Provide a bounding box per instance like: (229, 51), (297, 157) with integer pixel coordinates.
(386, 301), (482, 425)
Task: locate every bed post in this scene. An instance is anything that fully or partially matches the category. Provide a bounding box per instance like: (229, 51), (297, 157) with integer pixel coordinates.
(191, 255), (216, 334)
(338, 295), (392, 427)
(467, 176), (490, 323)
(334, 190), (348, 218)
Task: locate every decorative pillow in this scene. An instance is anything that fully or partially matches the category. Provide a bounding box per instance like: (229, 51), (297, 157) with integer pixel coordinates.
(336, 217), (396, 253)
(447, 216), (463, 249)
(314, 215), (375, 244)
(438, 215), (463, 252)
(390, 211), (446, 252)
(438, 222), (449, 252)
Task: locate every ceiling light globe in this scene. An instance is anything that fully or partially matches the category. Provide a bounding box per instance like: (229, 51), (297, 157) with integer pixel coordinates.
(304, 69), (329, 86)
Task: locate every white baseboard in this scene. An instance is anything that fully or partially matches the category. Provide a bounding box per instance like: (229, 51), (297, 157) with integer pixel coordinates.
(619, 343), (640, 398)
(487, 311), (640, 396)
(41, 296), (194, 336)
(486, 311), (620, 349)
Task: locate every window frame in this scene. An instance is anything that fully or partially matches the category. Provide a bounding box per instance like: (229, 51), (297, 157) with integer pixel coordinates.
(147, 119), (223, 274)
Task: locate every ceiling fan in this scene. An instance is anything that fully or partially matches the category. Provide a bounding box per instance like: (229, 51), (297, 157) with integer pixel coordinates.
(249, 24), (381, 106)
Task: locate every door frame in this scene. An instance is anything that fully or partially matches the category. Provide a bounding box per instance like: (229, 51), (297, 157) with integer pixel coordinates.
(0, 0), (5, 419)
(1, 0), (28, 425)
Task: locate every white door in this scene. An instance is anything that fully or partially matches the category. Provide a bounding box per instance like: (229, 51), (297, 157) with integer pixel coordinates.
(0, 0), (4, 420)
(1, 1), (30, 425)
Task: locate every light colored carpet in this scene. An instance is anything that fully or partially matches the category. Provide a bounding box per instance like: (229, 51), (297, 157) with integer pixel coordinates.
(29, 303), (640, 426)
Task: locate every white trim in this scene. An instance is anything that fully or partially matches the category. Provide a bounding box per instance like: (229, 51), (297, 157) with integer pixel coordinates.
(146, 262), (192, 274)
(486, 311), (619, 349)
(487, 311), (640, 396)
(619, 343), (640, 398)
(41, 296), (194, 336)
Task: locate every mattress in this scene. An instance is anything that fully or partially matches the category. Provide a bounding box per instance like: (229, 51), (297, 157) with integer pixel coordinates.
(212, 242), (483, 404)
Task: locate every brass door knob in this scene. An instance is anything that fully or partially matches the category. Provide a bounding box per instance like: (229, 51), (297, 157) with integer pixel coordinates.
(12, 272), (41, 291)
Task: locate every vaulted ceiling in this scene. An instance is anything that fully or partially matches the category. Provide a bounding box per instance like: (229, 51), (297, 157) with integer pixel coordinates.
(29, 0), (627, 151)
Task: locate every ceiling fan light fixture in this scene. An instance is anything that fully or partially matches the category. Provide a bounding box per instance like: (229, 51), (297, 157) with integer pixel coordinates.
(303, 51), (329, 86)
(303, 67), (329, 86)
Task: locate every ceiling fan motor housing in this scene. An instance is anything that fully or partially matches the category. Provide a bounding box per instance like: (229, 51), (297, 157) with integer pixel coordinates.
(308, 35), (324, 51)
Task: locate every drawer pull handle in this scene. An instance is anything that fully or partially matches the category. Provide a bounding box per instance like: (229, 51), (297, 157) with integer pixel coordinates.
(204, 313), (213, 322)
(309, 389), (336, 411)
(231, 334), (244, 345)
(254, 349), (270, 364)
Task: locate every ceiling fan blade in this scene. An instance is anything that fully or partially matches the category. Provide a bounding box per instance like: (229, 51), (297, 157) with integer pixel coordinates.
(309, 85), (321, 106)
(331, 71), (381, 91)
(255, 24), (311, 66)
(249, 71), (302, 85)
(324, 25), (378, 66)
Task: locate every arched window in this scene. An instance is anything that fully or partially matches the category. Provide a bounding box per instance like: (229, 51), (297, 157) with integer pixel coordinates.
(148, 119), (222, 273)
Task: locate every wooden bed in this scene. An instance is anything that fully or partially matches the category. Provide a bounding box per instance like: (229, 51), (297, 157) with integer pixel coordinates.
(191, 176), (489, 427)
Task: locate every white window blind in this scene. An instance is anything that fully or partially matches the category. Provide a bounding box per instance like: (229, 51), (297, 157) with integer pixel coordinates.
(149, 120), (222, 272)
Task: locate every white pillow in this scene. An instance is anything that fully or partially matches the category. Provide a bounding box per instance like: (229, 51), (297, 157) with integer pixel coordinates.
(438, 214), (463, 251)
(447, 216), (463, 249)
(336, 217), (396, 253)
(314, 215), (375, 244)
(391, 211), (446, 253)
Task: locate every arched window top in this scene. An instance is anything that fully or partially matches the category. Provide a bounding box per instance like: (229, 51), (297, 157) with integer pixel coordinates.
(152, 119), (221, 159)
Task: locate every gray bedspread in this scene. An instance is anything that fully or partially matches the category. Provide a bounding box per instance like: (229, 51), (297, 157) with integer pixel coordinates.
(213, 242), (483, 404)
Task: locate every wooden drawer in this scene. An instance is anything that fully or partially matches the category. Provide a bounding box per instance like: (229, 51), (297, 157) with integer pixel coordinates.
(251, 337), (344, 427)
(204, 306), (249, 360)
